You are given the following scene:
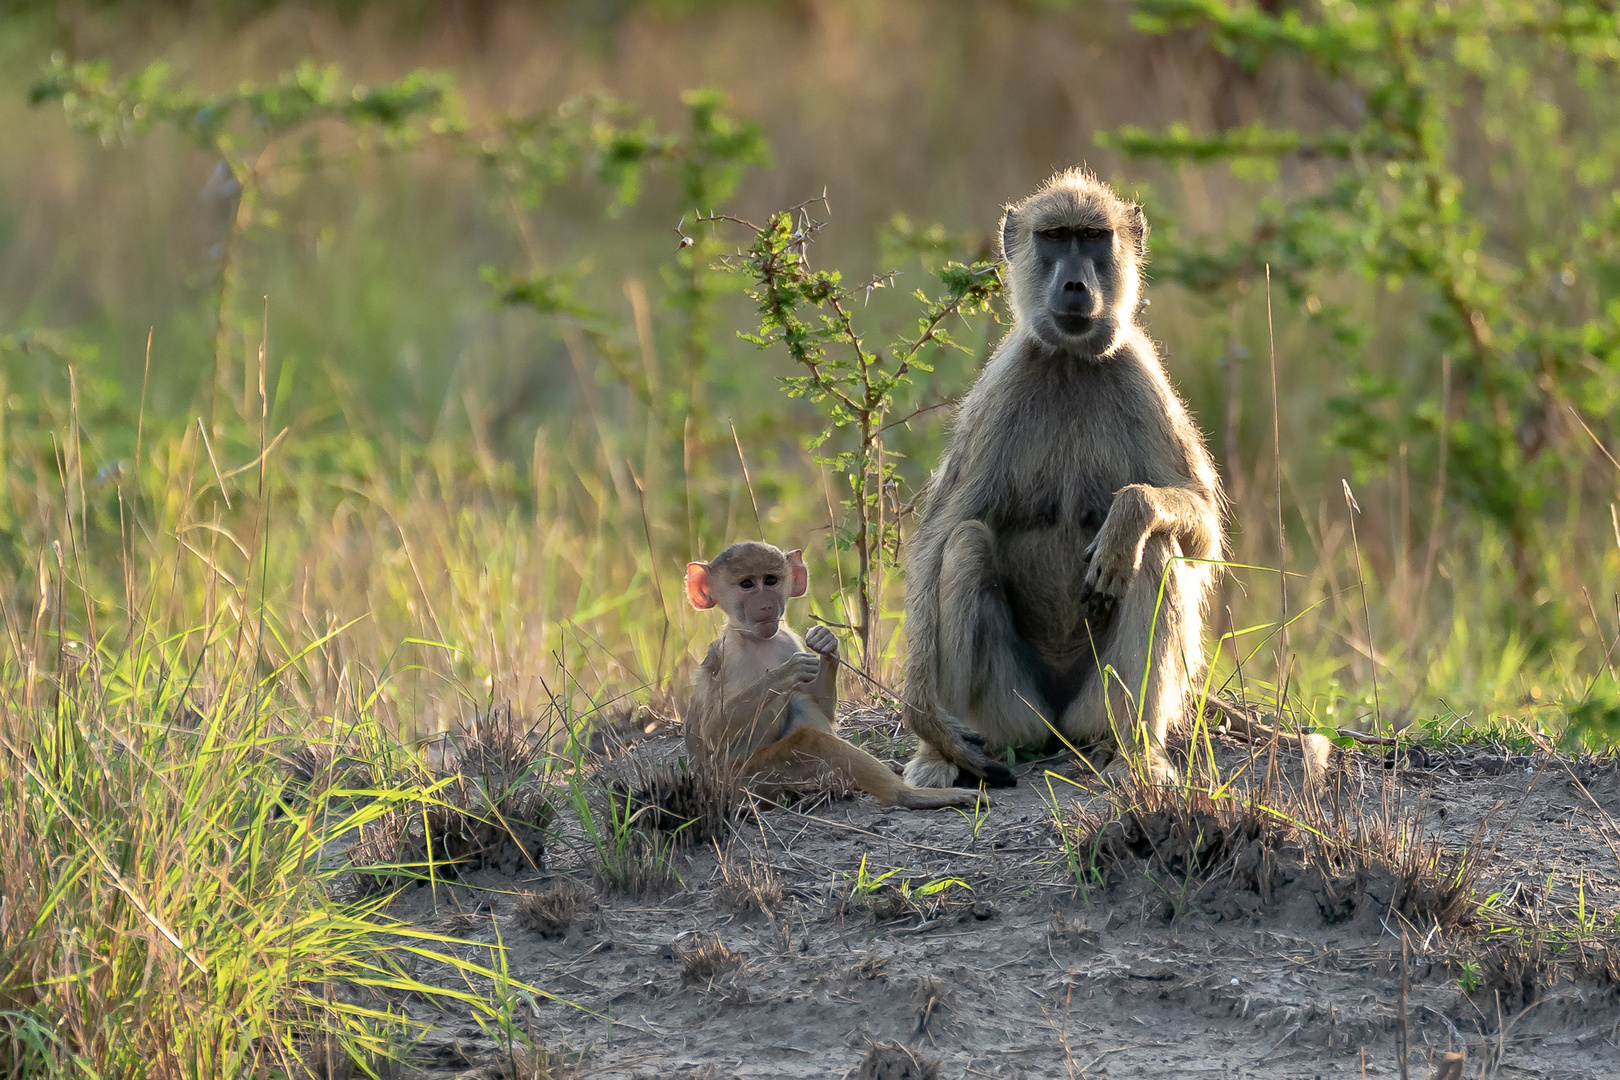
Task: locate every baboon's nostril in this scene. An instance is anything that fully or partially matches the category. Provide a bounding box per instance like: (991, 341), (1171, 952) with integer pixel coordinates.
(1063, 280), (1087, 293)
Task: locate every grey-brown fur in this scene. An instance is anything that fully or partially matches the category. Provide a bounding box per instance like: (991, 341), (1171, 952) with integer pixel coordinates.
(901, 167), (1223, 788)
(706, 540), (790, 578)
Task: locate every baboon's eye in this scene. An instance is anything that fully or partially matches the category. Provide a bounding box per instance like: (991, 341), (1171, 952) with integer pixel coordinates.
(1083, 226), (1107, 240)
(1039, 227), (1068, 241)
(739, 577), (755, 590)
(763, 575), (778, 587)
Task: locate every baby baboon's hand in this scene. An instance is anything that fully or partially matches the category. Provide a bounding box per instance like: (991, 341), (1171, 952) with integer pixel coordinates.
(804, 624), (839, 658)
(773, 652), (822, 689)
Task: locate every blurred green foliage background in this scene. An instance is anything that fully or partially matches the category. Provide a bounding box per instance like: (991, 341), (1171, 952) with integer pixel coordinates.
(4, 0), (1620, 743)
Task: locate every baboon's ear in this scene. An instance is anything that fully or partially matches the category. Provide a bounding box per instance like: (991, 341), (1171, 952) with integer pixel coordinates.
(1000, 206), (1020, 262)
(784, 549), (809, 598)
(1127, 203), (1149, 259)
(686, 562), (716, 609)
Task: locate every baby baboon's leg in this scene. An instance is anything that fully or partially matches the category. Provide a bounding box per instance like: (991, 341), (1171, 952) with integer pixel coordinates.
(748, 722), (987, 809)
(907, 521), (1051, 788)
(1060, 534), (1203, 781)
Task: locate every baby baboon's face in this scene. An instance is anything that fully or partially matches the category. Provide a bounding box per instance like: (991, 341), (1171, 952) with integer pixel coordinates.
(686, 541), (808, 640)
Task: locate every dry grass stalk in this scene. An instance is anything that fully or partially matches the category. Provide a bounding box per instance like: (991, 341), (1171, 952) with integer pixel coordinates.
(492, 1037), (576, 1080)
(714, 847), (782, 914)
(911, 976), (954, 1039)
(678, 933), (744, 984)
(1429, 1050), (1466, 1080)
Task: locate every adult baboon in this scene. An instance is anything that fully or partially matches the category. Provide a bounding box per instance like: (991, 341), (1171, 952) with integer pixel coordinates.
(901, 168), (1224, 789)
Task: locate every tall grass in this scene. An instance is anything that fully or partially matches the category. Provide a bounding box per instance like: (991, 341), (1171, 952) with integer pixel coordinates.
(0, 392), (577, 1076)
(0, 628), (514, 1075)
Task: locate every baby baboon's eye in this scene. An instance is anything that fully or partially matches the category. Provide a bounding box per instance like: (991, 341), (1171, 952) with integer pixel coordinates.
(739, 577), (755, 590)
(763, 575), (779, 587)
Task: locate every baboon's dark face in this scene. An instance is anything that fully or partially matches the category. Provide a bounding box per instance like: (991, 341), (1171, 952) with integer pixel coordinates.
(1029, 222), (1117, 350)
(1003, 175), (1146, 358)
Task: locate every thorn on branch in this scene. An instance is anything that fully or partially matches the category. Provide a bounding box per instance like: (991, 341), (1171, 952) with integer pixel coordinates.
(863, 272), (899, 306)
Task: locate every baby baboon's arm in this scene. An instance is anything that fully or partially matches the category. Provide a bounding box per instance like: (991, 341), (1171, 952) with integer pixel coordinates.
(688, 639), (819, 763)
(802, 623), (840, 719)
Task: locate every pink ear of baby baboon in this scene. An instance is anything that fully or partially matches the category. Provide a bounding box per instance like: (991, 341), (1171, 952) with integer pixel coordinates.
(785, 549), (808, 598)
(686, 562), (715, 609)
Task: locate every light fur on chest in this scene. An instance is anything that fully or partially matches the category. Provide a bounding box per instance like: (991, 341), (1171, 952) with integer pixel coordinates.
(711, 626), (805, 691)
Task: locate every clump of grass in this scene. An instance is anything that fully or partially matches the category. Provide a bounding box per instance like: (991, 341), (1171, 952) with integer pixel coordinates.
(1321, 798), (1491, 929)
(714, 847), (782, 914)
(441, 704), (548, 792)
(344, 777), (555, 894)
(281, 740), (371, 801)
(595, 834), (681, 896)
(1073, 781), (1292, 896)
(614, 759), (747, 846)
(678, 933), (744, 984)
(584, 702), (673, 759)
(843, 853), (972, 925)
(1473, 935), (1552, 1011)
(342, 707), (558, 893)
(857, 1040), (941, 1080)
(575, 779), (684, 897)
(911, 975), (955, 1039)
(569, 757), (751, 897)
(491, 1039), (577, 1080)
(1051, 724), (1492, 930)
(514, 883), (587, 939)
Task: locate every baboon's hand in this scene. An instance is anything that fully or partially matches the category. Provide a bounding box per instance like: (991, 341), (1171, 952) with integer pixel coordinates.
(803, 624), (839, 658)
(949, 736), (1018, 788)
(772, 652), (823, 689)
(936, 714), (1015, 786)
(1082, 518), (1147, 600)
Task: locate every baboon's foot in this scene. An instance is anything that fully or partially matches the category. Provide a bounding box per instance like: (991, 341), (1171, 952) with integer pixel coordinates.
(903, 735), (1016, 789)
(1100, 748), (1179, 787)
(902, 743), (962, 789)
(895, 785), (992, 811)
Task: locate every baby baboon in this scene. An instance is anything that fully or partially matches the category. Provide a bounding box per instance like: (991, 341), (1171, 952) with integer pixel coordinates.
(686, 541), (986, 810)
(901, 168), (1224, 788)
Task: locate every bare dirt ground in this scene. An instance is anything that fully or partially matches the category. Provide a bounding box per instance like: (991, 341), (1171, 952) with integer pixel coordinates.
(377, 714), (1620, 1080)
